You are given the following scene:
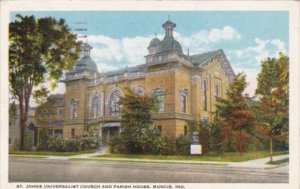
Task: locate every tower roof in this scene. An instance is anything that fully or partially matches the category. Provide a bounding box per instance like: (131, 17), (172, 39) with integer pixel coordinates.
(148, 37), (161, 48)
(156, 38), (183, 54)
(155, 18), (183, 54)
(74, 56), (97, 72)
(73, 42), (98, 72)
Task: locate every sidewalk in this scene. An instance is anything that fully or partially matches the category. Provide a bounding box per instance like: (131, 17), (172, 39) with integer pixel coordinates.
(228, 154), (289, 168)
(11, 152), (289, 169)
(67, 153), (289, 169)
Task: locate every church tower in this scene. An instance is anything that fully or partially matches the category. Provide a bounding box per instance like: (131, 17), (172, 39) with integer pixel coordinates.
(62, 42), (98, 138)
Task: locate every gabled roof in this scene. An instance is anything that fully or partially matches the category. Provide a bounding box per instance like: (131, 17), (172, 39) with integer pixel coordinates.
(191, 49), (236, 80)
(191, 50), (220, 66)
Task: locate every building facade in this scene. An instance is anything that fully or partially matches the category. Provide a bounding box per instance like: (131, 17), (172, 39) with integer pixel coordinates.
(46, 19), (235, 142)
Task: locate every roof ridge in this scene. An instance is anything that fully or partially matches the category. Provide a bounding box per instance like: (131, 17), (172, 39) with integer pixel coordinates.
(191, 49), (220, 57)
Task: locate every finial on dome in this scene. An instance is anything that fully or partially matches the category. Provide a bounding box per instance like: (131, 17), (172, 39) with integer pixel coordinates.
(162, 18), (176, 39)
(168, 15), (170, 21)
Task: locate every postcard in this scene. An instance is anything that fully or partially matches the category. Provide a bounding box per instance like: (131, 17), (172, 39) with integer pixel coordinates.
(0, 1), (299, 189)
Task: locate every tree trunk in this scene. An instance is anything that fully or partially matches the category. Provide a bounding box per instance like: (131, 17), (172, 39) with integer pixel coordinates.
(239, 129), (242, 156)
(18, 100), (24, 151)
(270, 135), (273, 163)
(18, 96), (29, 151)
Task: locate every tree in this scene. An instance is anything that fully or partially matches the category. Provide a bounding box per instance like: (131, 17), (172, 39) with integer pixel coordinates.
(9, 102), (17, 126)
(214, 73), (254, 155)
(256, 53), (289, 162)
(113, 88), (160, 154)
(9, 14), (81, 150)
(34, 97), (56, 150)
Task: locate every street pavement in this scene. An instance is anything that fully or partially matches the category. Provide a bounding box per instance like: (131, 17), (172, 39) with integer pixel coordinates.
(9, 154), (289, 183)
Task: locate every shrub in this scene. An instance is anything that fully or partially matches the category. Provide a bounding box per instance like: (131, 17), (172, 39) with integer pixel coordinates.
(159, 135), (176, 155)
(45, 136), (98, 152)
(81, 137), (99, 150)
(47, 136), (65, 151)
(175, 136), (191, 155)
(108, 135), (128, 154)
(65, 139), (82, 152)
(11, 139), (20, 152)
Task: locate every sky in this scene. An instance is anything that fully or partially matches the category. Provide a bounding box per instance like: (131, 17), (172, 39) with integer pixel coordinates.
(10, 11), (289, 97)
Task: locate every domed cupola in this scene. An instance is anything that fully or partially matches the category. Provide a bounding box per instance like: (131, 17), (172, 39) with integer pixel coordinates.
(74, 42), (98, 72)
(156, 19), (183, 54)
(148, 36), (161, 55)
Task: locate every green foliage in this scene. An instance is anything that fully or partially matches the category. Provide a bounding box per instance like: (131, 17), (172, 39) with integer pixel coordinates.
(85, 123), (99, 138)
(46, 136), (98, 152)
(256, 53), (289, 136)
(255, 53), (289, 161)
(9, 14), (81, 150)
(24, 131), (33, 151)
(209, 117), (226, 155)
(159, 135), (176, 155)
(199, 127), (211, 154)
(112, 88), (161, 154)
(36, 127), (48, 151)
(213, 73), (254, 155)
(175, 136), (191, 155)
(9, 102), (17, 125)
(35, 97), (56, 150)
(47, 136), (65, 151)
(11, 139), (20, 152)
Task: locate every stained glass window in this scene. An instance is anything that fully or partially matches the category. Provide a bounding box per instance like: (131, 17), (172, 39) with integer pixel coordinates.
(92, 96), (101, 118)
(110, 90), (121, 116)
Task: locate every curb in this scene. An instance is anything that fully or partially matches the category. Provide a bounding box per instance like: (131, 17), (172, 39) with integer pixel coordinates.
(69, 157), (229, 166)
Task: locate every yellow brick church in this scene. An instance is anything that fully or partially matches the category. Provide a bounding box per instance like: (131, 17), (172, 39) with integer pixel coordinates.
(46, 19), (235, 142)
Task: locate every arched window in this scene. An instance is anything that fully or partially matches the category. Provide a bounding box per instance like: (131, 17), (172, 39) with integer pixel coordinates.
(180, 89), (188, 113)
(109, 90), (121, 116)
(92, 96), (101, 118)
(152, 88), (165, 113)
(70, 99), (78, 119)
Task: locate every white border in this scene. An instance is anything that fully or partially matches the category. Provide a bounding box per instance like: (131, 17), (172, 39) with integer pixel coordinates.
(0, 1), (299, 189)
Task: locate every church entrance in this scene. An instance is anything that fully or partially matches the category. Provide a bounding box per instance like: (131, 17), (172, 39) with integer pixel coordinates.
(99, 122), (121, 144)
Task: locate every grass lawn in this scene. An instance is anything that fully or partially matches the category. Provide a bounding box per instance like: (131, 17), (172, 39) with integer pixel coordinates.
(267, 158), (289, 165)
(97, 151), (288, 162)
(9, 149), (97, 156)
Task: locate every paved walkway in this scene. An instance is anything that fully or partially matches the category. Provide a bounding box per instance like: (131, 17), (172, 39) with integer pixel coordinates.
(11, 152), (289, 169)
(228, 154), (289, 168)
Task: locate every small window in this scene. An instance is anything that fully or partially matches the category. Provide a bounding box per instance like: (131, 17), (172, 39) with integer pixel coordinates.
(180, 90), (187, 113)
(152, 89), (165, 113)
(57, 108), (63, 118)
(71, 129), (75, 139)
(214, 83), (220, 97)
(184, 126), (187, 136)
